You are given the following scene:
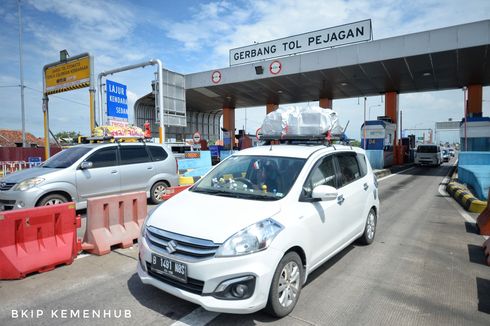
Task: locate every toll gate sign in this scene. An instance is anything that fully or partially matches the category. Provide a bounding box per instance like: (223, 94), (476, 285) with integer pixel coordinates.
(106, 80), (128, 120)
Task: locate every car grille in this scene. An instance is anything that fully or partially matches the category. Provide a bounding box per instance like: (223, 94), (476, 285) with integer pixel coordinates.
(146, 263), (204, 295)
(146, 226), (220, 261)
(0, 183), (16, 191)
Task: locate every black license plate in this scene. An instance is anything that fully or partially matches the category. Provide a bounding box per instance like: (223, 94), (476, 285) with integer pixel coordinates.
(151, 254), (187, 283)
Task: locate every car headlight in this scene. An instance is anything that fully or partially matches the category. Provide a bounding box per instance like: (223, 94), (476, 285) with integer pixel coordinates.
(12, 177), (45, 191)
(215, 219), (283, 257)
(141, 205), (160, 238)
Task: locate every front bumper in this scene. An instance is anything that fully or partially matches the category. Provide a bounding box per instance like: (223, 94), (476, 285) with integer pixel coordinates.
(0, 187), (42, 210)
(137, 235), (283, 314)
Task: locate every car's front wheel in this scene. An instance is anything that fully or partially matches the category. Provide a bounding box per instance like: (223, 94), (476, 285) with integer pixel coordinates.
(359, 208), (377, 245)
(266, 252), (304, 318)
(150, 181), (169, 204)
(37, 193), (69, 207)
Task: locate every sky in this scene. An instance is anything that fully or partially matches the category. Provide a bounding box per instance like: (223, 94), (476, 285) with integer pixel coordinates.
(0, 0), (489, 143)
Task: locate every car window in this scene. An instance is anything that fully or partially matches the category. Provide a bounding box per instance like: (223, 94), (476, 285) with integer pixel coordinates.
(148, 146), (168, 161)
(119, 146), (151, 165)
(356, 153), (368, 178)
(336, 153), (361, 187)
(86, 147), (117, 168)
(42, 146), (91, 168)
(302, 155), (337, 198)
(417, 146), (437, 153)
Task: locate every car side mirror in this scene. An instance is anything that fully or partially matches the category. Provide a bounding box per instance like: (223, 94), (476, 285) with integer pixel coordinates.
(80, 161), (93, 170)
(311, 185), (338, 201)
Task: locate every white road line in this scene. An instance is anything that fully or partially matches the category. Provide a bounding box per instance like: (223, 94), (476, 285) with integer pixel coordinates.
(75, 253), (91, 260)
(377, 166), (416, 182)
(170, 307), (219, 326)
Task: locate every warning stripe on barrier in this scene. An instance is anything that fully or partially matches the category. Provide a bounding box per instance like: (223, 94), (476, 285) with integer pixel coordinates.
(446, 182), (487, 214)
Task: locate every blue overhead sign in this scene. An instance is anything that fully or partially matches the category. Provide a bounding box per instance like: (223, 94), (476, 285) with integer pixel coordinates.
(106, 80), (128, 120)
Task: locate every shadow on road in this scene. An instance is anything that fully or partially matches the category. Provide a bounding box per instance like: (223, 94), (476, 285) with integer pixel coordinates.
(477, 277), (490, 314)
(127, 273), (198, 322)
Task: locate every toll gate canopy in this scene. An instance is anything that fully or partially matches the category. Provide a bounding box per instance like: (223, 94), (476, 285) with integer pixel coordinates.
(135, 20), (490, 140)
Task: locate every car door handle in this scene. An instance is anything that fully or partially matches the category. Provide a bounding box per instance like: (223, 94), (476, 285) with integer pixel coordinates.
(147, 166), (153, 170)
(363, 183), (369, 191)
(337, 195), (345, 205)
(111, 170), (118, 174)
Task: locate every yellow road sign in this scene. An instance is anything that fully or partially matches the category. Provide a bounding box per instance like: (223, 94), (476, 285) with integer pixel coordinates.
(44, 56), (90, 94)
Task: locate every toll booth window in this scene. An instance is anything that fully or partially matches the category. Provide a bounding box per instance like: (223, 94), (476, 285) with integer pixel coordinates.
(119, 146), (151, 165)
(336, 154), (361, 187)
(302, 155), (336, 197)
(148, 146), (168, 161)
(87, 147), (117, 168)
(356, 153), (368, 178)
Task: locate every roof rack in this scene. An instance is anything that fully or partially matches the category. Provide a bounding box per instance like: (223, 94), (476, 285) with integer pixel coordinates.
(261, 133), (345, 146)
(78, 135), (146, 144)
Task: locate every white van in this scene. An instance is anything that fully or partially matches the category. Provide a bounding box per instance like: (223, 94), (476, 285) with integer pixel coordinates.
(414, 144), (442, 166)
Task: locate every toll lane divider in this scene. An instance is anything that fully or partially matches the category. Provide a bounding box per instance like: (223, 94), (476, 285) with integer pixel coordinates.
(446, 181), (487, 214)
(162, 185), (191, 201)
(476, 189), (490, 236)
(0, 203), (81, 280)
(82, 191), (147, 255)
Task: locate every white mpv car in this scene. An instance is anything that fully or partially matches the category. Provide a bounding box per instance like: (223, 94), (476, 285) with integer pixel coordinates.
(138, 143), (379, 317)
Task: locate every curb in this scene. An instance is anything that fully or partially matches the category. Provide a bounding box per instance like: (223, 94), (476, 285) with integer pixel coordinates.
(374, 169), (391, 179)
(446, 181), (487, 213)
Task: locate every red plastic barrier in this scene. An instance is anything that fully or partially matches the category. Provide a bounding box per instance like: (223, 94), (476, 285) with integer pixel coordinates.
(477, 189), (490, 235)
(162, 185), (191, 201)
(82, 191), (147, 255)
(0, 203), (81, 280)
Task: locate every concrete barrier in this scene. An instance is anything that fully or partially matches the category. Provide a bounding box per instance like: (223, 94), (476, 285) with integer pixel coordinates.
(446, 181), (487, 214)
(458, 152), (490, 201)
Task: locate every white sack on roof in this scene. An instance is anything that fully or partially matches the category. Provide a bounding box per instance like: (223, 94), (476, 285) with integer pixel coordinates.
(261, 106), (343, 137)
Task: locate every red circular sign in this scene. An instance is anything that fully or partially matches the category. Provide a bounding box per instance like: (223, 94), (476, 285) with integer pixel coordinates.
(269, 60), (282, 75)
(255, 127), (262, 140)
(211, 70), (222, 84)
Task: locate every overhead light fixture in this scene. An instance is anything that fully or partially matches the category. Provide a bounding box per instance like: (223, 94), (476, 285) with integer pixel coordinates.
(277, 90), (283, 94)
(340, 82), (348, 86)
(255, 65), (264, 75)
(423, 72), (431, 77)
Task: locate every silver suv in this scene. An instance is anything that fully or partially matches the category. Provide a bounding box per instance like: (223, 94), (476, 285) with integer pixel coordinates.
(0, 142), (178, 211)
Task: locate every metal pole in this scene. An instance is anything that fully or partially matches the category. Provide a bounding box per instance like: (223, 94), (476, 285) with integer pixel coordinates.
(98, 74), (104, 126)
(463, 87), (468, 151)
(363, 97), (367, 149)
(89, 55), (96, 133)
(156, 59), (165, 144)
(17, 0), (26, 147)
(42, 95), (50, 158)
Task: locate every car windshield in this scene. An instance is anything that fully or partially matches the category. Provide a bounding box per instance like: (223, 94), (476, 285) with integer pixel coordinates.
(191, 155), (306, 201)
(42, 146), (92, 168)
(417, 146), (437, 153)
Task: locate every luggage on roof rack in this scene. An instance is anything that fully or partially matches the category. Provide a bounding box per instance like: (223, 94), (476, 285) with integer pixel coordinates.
(261, 106), (344, 139)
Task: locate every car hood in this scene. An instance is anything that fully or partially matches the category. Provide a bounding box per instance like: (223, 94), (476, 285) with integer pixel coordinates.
(0, 167), (60, 184)
(147, 190), (282, 244)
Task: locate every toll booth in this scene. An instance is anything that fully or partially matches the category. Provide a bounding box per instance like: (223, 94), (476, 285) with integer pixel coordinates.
(401, 135), (416, 163)
(460, 117), (490, 151)
(361, 119), (396, 169)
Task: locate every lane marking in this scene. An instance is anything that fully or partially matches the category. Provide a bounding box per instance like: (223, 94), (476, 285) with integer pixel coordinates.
(170, 307), (219, 326)
(75, 253), (90, 260)
(377, 166), (416, 182)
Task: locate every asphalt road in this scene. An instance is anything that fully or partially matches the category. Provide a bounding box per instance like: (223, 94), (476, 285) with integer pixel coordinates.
(1, 161), (489, 326)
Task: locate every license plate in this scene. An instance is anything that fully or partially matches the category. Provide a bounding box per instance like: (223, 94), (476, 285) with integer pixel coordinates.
(151, 254), (187, 283)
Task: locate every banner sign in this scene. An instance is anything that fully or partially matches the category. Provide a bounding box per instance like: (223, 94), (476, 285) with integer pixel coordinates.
(230, 19), (372, 66)
(44, 55), (90, 94)
(106, 80), (128, 120)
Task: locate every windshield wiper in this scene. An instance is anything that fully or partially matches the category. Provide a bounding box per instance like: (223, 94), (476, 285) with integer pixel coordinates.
(192, 188), (240, 198)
